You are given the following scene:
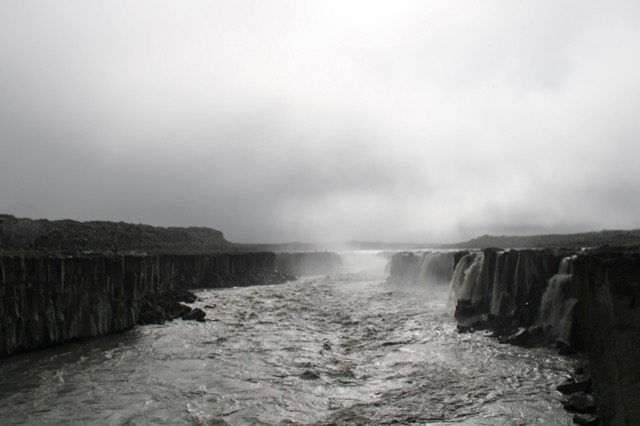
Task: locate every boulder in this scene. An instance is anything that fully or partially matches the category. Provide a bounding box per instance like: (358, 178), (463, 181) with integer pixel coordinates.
(558, 379), (592, 395)
(182, 308), (206, 321)
(563, 393), (596, 414)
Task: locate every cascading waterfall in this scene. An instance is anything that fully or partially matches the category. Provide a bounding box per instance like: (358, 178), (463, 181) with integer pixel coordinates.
(339, 251), (389, 276)
(275, 252), (342, 276)
(388, 250), (459, 288)
(489, 251), (505, 316)
(419, 251), (456, 286)
(489, 250), (521, 317)
(538, 255), (577, 343)
(448, 251), (484, 312)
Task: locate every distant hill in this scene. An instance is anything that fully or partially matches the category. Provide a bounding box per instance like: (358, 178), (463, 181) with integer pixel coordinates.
(0, 215), (234, 254)
(444, 229), (640, 249)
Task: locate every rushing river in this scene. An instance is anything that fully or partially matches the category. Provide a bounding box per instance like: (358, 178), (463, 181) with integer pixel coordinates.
(0, 253), (578, 425)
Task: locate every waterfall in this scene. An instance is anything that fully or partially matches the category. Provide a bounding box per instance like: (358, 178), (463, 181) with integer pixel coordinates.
(538, 255), (577, 343)
(339, 251), (389, 276)
(489, 251), (505, 316)
(387, 250), (458, 288)
(486, 250), (522, 317)
(275, 252), (342, 276)
(419, 251), (456, 286)
(449, 251), (484, 311)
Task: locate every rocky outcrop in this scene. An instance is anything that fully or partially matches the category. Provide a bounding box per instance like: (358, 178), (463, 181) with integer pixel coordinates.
(0, 252), (291, 357)
(138, 288), (198, 325)
(574, 251), (640, 426)
(275, 252), (342, 276)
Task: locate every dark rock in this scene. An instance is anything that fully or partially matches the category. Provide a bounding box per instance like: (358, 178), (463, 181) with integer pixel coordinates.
(503, 325), (545, 346)
(457, 324), (474, 333)
(574, 366), (585, 376)
(558, 379), (592, 395)
(574, 251), (640, 425)
(300, 370), (321, 380)
(563, 393), (596, 414)
(556, 340), (578, 355)
(164, 301), (192, 320)
(524, 325), (546, 346)
(572, 414), (599, 425)
(167, 288), (198, 303)
(182, 308), (206, 321)
(138, 304), (166, 325)
(508, 327), (530, 345)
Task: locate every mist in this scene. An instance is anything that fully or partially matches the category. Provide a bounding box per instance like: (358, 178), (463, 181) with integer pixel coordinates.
(2, 1), (640, 243)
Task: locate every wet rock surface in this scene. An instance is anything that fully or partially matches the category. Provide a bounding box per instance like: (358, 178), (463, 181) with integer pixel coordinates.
(573, 413), (599, 425)
(558, 379), (592, 395)
(563, 392), (596, 414)
(182, 307), (206, 321)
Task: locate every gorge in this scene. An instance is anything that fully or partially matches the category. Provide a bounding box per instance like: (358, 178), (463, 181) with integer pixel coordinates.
(1, 216), (639, 424)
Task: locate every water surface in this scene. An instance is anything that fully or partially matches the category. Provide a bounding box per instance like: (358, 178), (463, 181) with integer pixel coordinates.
(0, 267), (577, 425)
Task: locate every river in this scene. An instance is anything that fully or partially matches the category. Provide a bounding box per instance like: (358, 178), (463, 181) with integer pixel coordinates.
(0, 252), (578, 425)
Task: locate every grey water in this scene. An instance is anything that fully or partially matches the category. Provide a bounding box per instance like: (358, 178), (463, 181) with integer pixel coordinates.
(0, 253), (577, 425)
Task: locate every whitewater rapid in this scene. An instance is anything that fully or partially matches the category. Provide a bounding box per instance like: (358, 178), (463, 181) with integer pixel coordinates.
(0, 256), (578, 425)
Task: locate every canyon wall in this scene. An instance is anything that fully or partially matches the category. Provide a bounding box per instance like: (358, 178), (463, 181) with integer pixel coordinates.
(450, 248), (579, 347)
(0, 252), (288, 357)
(574, 251), (640, 425)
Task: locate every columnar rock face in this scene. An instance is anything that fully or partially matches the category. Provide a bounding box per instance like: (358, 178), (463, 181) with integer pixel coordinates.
(449, 248), (580, 346)
(0, 252), (287, 357)
(275, 252), (342, 276)
(574, 252), (640, 426)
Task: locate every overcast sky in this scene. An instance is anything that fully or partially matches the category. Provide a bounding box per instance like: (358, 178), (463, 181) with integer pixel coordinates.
(1, 1), (639, 243)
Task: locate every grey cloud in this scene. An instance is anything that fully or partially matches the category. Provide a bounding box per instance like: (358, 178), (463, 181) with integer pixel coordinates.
(1, 1), (640, 243)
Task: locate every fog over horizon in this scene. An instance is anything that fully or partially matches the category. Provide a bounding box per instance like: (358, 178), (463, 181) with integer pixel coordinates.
(1, 1), (640, 244)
